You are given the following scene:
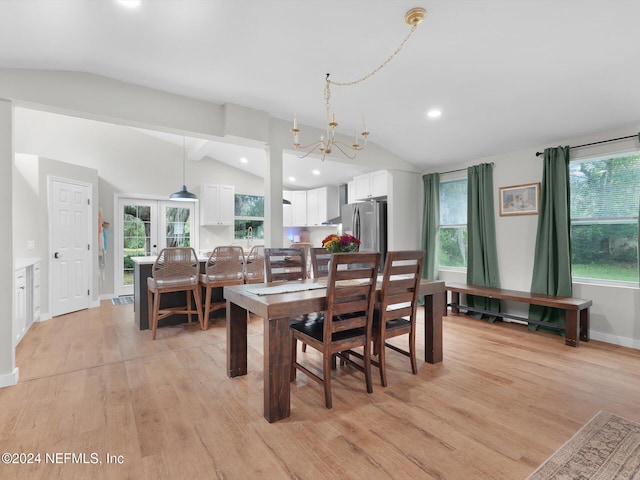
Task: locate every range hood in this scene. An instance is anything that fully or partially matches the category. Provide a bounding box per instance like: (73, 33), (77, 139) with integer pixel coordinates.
(322, 184), (349, 225)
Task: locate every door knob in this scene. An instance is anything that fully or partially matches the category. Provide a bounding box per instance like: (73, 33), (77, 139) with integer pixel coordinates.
(54, 252), (60, 259)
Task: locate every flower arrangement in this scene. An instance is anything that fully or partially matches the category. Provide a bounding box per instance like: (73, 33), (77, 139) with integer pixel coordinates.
(321, 234), (361, 253)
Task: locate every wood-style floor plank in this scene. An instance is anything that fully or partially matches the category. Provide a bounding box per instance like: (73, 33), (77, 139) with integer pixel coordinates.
(1, 301), (639, 479)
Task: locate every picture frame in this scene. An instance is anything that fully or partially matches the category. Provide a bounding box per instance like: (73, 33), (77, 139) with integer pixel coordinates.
(499, 182), (540, 216)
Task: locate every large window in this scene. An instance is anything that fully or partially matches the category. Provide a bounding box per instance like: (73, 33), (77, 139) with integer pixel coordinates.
(439, 178), (468, 268)
(234, 194), (265, 240)
(570, 152), (639, 283)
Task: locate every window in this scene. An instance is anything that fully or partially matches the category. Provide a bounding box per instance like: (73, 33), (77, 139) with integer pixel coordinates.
(439, 178), (468, 268)
(570, 152), (639, 283)
(234, 194), (265, 240)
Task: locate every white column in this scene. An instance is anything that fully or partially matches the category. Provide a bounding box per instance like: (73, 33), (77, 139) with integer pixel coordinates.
(0, 98), (17, 387)
(263, 145), (284, 248)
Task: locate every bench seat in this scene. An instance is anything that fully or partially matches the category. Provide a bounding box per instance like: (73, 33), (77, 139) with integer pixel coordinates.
(445, 282), (592, 347)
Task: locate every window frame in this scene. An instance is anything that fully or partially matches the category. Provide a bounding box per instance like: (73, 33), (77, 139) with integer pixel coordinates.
(569, 151), (640, 287)
(438, 177), (468, 271)
(233, 193), (265, 240)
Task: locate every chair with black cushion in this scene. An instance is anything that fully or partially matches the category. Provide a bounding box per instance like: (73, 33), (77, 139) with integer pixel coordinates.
(372, 250), (425, 387)
(290, 252), (380, 408)
(147, 247), (204, 340)
(200, 246), (245, 330)
(310, 247), (332, 279)
(244, 245), (265, 284)
(264, 247), (307, 282)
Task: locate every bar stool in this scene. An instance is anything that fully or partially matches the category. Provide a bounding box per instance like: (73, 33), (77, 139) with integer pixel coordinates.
(147, 247), (203, 340)
(200, 246), (245, 330)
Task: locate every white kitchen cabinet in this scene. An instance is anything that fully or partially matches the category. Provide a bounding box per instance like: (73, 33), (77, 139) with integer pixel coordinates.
(291, 190), (308, 226)
(306, 186), (339, 226)
(32, 262), (41, 322)
(14, 260), (41, 346)
(283, 190), (293, 227)
(347, 180), (356, 204)
(353, 170), (389, 200)
(199, 184), (235, 226)
(15, 268), (27, 345)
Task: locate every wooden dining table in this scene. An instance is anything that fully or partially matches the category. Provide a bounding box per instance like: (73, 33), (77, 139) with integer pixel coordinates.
(224, 278), (446, 423)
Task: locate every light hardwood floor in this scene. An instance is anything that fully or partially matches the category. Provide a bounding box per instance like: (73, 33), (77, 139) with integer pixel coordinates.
(1, 301), (640, 479)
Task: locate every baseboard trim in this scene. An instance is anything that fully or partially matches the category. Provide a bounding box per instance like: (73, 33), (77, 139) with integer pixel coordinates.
(590, 331), (640, 350)
(0, 368), (19, 388)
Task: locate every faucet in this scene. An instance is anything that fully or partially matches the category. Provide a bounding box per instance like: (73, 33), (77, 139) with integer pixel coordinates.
(247, 226), (253, 247)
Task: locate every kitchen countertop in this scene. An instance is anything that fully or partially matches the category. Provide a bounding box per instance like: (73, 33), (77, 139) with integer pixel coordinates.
(15, 257), (41, 269)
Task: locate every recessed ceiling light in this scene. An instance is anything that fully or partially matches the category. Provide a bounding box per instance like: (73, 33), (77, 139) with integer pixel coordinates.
(117, 0), (141, 8)
(240, 157), (248, 164)
(289, 176), (296, 182)
(427, 109), (442, 119)
(312, 170), (320, 175)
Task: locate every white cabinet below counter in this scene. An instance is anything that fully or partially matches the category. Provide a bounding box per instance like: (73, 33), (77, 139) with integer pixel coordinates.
(14, 259), (41, 346)
(353, 170), (388, 201)
(198, 184), (235, 226)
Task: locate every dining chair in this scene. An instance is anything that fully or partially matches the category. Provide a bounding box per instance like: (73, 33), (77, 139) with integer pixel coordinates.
(310, 247), (332, 279)
(200, 246), (245, 330)
(264, 247), (307, 282)
(372, 250), (425, 387)
(290, 242), (313, 278)
(243, 245), (265, 284)
(290, 252), (380, 409)
(147, 247), (204, 340)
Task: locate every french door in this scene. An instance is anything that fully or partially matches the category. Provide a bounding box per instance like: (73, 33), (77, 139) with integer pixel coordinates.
(116, 197), (197, 296)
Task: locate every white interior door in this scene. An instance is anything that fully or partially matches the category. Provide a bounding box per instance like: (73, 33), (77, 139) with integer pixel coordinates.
(50, 178), (91, 317)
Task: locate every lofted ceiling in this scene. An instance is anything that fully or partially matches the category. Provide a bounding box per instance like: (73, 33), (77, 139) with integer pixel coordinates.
(2, 0), (640, 187)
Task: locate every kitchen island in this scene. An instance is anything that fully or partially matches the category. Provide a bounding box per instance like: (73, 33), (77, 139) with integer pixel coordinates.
(132, 256), (213, 330)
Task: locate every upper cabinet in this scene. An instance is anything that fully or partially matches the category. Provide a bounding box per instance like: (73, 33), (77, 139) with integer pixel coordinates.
(307, 186), (339, 226)
(291, 190), (308, 226)
(352, 170), (388, 201)
(283, 186), (339, 226)
(199, 184), (235, 226)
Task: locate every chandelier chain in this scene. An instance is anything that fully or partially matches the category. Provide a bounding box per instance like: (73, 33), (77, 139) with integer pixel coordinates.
(327, 23), (418, 88)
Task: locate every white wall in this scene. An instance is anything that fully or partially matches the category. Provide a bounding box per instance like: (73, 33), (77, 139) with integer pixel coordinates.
(1, 99), (16, 387)
(13, 108), (265, 300)
(433, 124), (640, 349)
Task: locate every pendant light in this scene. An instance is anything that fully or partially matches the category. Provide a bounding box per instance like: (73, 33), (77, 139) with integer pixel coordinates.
(169, 136), (197, 201)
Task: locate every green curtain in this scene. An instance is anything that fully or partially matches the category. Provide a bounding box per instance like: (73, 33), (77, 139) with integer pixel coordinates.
(466, 163), (501, 321)
(421, 173), (440, 280)
(529, 146), (572, 332)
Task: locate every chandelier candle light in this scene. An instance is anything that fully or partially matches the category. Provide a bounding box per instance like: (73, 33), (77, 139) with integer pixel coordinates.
(291, 7), (426, 161)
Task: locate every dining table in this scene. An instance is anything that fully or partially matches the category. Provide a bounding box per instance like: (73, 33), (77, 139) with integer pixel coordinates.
(224, 278), (446, 423)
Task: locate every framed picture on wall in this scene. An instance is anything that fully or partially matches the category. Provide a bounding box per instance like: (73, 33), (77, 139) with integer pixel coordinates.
(499, 182), (540, 216)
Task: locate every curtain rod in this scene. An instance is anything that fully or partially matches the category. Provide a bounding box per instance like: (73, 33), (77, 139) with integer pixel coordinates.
(535, 133), (639, 157)
(438, 162), (495, 175)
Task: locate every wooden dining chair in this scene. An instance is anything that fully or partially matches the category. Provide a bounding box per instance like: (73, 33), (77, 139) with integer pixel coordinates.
(310, 247), (332, 279)
(147, 247), (204, 340)
(200, 246), (245, 330)
(244, 245), (265, 284)
(264, 247), (307, 282)
(372, 250), (425, 387)
(290, 252), (380, 408)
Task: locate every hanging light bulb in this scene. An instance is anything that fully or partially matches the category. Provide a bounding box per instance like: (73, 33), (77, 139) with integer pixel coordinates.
(169, 136), (198, 201)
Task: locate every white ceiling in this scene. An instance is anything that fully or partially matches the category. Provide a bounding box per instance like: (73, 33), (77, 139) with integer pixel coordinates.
(2, 0), (640, 187)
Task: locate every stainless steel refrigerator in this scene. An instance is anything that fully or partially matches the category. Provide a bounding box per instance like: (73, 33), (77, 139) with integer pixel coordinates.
(341, 201), (387, 270)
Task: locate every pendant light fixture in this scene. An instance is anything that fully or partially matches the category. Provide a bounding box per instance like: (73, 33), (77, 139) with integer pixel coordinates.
(169, 136), (198, 201)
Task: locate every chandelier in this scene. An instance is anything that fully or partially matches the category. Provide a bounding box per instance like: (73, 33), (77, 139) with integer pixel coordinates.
(291, 7), (426, 161)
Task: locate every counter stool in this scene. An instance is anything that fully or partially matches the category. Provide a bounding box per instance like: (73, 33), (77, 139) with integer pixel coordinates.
(200, 246), (245, 330)
(148, 247), (203, 340)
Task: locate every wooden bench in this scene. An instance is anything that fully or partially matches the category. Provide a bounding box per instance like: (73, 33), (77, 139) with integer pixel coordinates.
(445, 282), (592, 347)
